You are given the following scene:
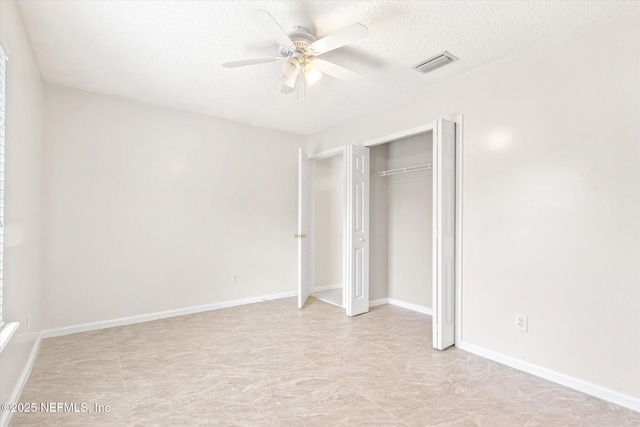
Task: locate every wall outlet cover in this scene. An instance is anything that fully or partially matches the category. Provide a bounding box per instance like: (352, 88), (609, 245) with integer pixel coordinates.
(515, 313), (528, 332)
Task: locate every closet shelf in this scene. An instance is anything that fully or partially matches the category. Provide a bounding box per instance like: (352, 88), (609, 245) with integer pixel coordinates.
(374, 163), (433, 177)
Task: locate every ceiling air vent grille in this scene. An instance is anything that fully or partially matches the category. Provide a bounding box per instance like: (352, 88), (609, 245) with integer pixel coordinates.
(415, 51), (458, 74)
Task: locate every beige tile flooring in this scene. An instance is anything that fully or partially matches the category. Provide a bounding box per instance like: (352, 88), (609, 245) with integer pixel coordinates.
(11, 297), (640, 426)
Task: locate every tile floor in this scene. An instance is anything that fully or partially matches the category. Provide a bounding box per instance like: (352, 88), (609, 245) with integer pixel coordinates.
(10, 297), (640, 426)
(312, 288), (342, 308)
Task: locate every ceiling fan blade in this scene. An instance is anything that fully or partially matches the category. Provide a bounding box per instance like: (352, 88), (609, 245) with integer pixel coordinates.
(222, 57), (281, 68)
(252, 9), (294, 48)
(311, 23), (368, 55)
(313, 59), (359, 80)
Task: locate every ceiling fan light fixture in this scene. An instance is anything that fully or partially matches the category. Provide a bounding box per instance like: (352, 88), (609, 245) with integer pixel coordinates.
(304, 63), (323, 86)
(282, 60), (299, 78)
(282, 52), (304, 78)
(225, 10), (367, 95)
(280, 74), (296, 93)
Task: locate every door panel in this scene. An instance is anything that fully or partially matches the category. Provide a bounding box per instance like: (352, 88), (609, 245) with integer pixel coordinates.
(433, 119), (456, 349)
(298, 149), (313, 308)
(345, 144), (370, 316)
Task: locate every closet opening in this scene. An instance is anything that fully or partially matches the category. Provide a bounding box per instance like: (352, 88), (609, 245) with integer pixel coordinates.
(370, 132), (434, 313)
(298, 116), (460, 347)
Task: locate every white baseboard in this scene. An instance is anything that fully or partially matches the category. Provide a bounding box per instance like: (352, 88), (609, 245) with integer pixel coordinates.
(1, 332), (43, 427)
(368, 298), (433, 315)
(369, 298), (388, 307)
(458, 340), (640, 413)
(312, 284), (342, 293)
(387, 298), (433, 315)
(43, 290), (298, 339)
(370, 299), (639, 412)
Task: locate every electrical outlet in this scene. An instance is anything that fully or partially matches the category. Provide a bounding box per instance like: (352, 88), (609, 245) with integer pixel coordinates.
(232, 274), (239, 285)
(514, 313), (528, 332)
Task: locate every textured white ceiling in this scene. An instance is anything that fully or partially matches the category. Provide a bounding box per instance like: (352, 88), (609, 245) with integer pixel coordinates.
(17, 1), (639, 135)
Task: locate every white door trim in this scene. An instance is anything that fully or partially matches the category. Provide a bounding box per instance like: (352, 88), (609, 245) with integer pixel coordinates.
(451, 114), (463, 345)
(310, 145), (346, 160)
(360, 123), (435, 147)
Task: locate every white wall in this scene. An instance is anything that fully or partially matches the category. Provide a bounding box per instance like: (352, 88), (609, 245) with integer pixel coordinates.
(0, 0), (45, 407)
(386, 133), (433, 308)
(313, 154), (343, 288)
(43, 86), (303, 329)
(307, 9), (640, 401)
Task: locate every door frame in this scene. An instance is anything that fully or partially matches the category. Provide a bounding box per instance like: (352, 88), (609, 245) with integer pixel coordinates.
(309, 146), (348, 309)
(359, 114), (464, 345)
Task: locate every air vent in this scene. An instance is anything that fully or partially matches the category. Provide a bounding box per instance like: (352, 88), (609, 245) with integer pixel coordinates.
(415, 51), (458, 74)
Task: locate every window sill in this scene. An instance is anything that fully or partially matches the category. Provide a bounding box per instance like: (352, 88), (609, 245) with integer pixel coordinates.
(0, 322), (20, 353)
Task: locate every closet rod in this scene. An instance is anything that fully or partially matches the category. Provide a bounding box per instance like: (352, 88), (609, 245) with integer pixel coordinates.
(374, 163), (433, 177)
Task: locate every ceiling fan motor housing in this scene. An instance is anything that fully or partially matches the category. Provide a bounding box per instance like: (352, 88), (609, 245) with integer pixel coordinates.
(279, 26), (316, 57)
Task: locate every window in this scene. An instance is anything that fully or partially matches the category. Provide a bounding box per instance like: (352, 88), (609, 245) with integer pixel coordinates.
(0, 43), (17, 353)
(0, 43), (6, 328)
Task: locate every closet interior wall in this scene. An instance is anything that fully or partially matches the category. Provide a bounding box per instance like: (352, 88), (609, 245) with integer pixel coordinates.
(370, 144), (389, 301)
(371, 132), (434, 309)
(313, 154), (344, 302)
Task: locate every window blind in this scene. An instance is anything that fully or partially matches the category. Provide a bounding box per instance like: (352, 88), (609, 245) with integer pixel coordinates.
(0, 45), (6, 327)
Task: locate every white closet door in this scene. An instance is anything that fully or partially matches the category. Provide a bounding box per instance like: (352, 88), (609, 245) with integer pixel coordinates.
(433, 118), (456, 349)
(298, 149), (314, 308)
(345, 144), (370, 316)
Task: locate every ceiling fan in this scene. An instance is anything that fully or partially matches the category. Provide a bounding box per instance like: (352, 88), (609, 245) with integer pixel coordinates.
(223, 10), (368, 94)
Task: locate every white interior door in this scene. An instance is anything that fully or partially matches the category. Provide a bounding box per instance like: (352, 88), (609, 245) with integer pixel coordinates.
(298, 149), (314, 308)
(432, 118), (456, 349)
(345, 144), (370, 316)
